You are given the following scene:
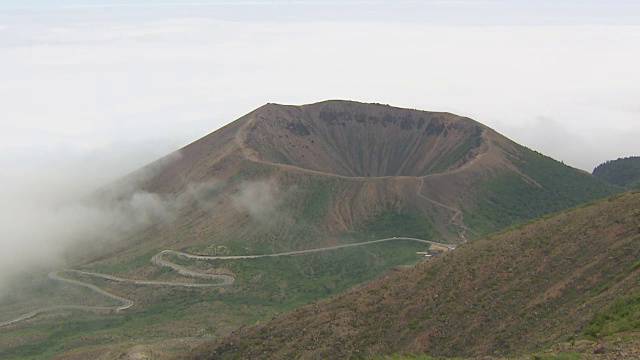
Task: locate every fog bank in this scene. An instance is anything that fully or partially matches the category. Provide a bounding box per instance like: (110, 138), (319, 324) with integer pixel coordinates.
(0, 150), (194, 294)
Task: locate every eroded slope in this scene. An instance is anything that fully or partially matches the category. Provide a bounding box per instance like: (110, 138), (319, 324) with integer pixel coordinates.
(239, 101), (487, 177)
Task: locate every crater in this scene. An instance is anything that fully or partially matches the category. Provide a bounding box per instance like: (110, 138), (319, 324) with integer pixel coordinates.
(240, 100), (487, 178)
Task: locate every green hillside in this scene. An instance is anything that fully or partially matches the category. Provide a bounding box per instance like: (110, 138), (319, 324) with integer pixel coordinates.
(593, 156), (640, 189)
(466, 144), (623, 234)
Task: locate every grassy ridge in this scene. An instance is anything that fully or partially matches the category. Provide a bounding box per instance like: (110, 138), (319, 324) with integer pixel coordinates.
(593, 156), (640, 189)
(467, 145), (623, 234)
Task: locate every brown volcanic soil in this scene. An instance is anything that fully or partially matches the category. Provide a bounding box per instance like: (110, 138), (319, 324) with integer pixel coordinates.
(238, 101), (487, 177)
(187, 191), (640, 359)
(133, 100), (490, 192)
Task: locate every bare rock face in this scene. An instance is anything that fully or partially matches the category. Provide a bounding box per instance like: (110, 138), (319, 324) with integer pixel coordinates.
(240, 101), (487, 177)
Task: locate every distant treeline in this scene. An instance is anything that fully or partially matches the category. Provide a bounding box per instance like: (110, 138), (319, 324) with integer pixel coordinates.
(593, 156), (640, 189)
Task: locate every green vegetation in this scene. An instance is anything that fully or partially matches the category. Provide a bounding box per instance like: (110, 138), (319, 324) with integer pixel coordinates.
(593, 156), (640, 189)
(582, 291), (640, 339)
(0, 272), (119, 324)
(0, 316), (127, 358)
(362, 202), (438, 240)
(467, 145), (623, 234)
(0, 287), (243, 359)
(88, 248), (162, 274)
(529, 354), (582, 360)
(467, 171), (553, 234)
(372, 355), (462, 360)
(0, 240), (429, 359)
(300, 178), (334, 220)
(213, 239), (428, 309)
(376, 351), (581, 359)
(514, 146), (622, 203)
(428, 135), (481, 174)
(226, 158), (274, 183)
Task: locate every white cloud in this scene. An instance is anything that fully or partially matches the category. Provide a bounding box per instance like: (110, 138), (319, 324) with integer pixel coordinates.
(0, 150), (230, 295)
(230, 179), (284, 225)
(0, 157), (176, 292)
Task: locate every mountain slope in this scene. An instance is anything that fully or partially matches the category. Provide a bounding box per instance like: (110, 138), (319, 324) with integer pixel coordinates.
(188, 190), (640, 359)
(91, 100), (621, 261)
(593, 156), (640, 189)
(0, 100), (624, 359)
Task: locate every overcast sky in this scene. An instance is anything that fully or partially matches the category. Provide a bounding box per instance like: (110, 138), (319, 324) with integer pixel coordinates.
(0, 0), (638, 292)
(1, 0), (639, 181)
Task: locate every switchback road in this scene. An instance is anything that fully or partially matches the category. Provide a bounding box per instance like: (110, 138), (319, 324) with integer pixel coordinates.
(0, 237), (454, 328)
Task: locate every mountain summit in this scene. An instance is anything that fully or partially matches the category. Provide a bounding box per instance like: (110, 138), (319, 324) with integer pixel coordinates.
(238, 101), (486, 177)
(111, 100), (618, 253)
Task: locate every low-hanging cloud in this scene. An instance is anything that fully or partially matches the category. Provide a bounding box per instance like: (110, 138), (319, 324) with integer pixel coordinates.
(230, 179), (292, 226)
(0, 149), (225, 296)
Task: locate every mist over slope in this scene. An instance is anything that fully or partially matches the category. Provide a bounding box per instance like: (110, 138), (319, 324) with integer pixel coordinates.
(188, 190), (640, 359)
(0, 152), (186, 295)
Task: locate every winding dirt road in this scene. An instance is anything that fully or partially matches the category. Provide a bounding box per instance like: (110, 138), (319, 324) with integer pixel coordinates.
(417, 177), (477, 241)
(0, 237), (454, 328)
